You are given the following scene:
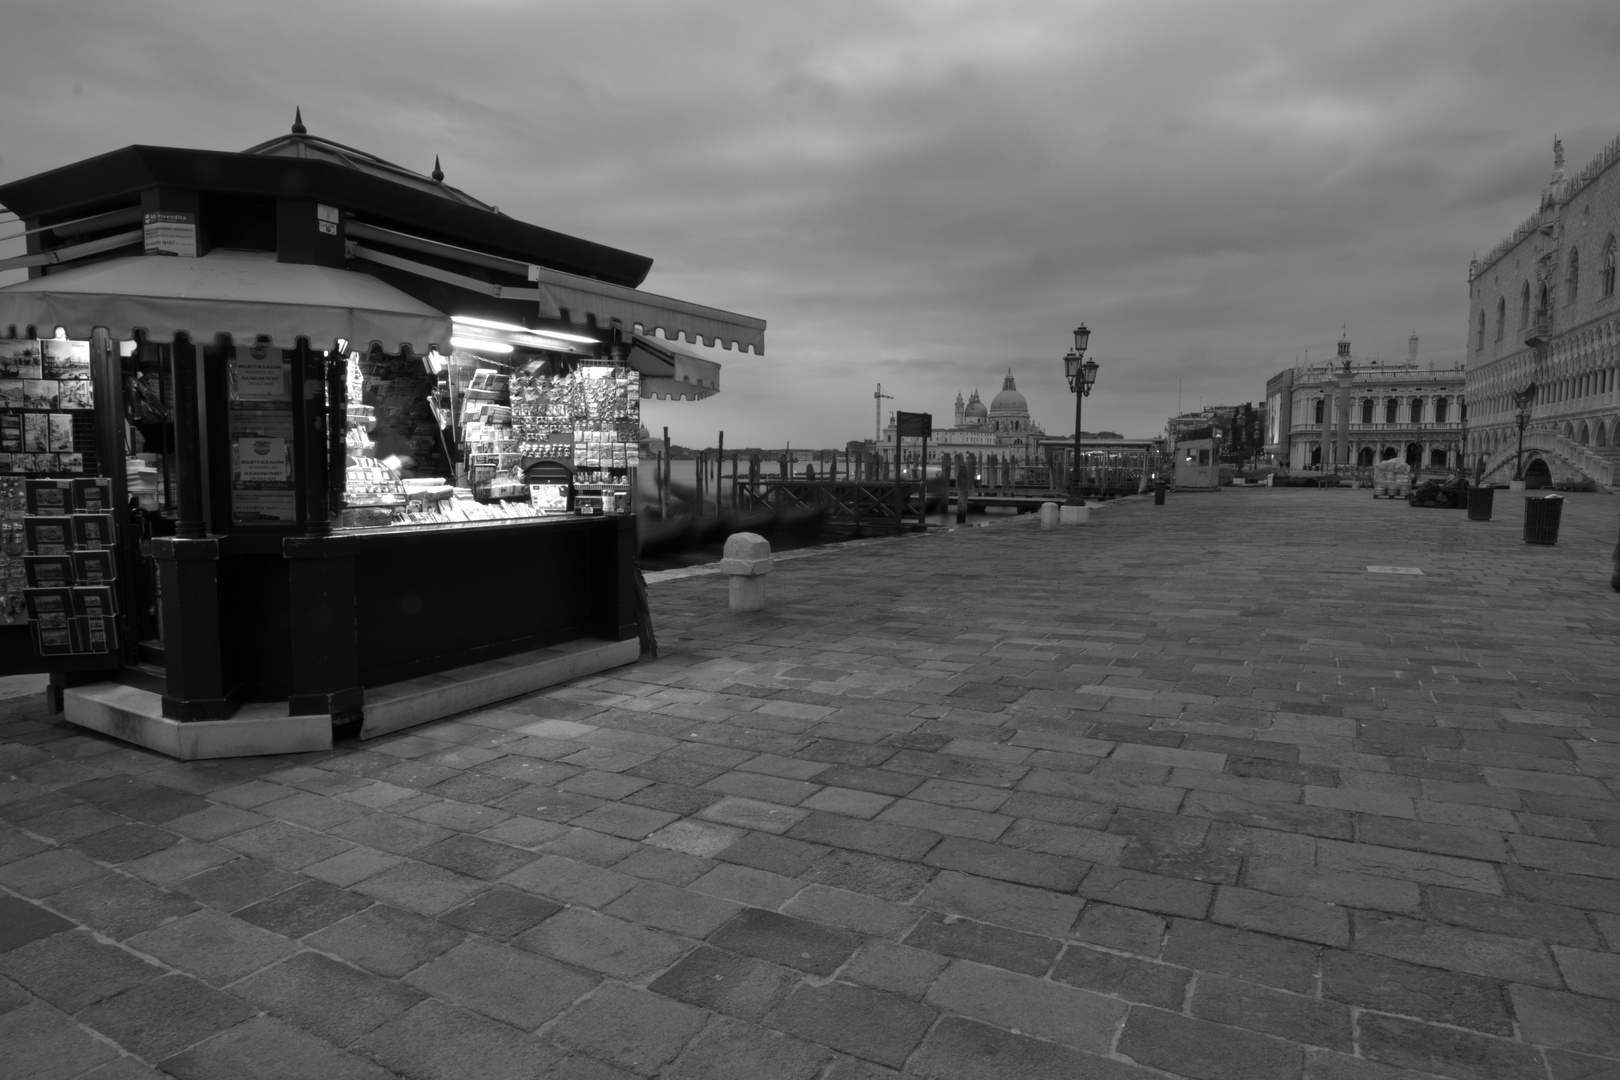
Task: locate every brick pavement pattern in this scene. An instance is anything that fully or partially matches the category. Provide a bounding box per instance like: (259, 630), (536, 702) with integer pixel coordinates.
(2, 487), (1619, 1079)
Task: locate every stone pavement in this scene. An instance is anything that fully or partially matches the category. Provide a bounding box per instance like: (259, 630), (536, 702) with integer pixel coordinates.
(3, 486), (1619, 1080)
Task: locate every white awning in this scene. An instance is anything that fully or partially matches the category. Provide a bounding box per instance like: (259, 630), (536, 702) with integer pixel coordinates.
(529, 264), (765, 355)
(627, 334), (721, 401)
(0, 249), (452, 354)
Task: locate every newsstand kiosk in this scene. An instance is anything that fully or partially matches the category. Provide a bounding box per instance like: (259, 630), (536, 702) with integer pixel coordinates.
(0, 117), (765, 758)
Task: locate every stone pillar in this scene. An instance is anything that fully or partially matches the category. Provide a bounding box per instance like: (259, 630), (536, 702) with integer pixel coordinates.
(1336, 370), (1354, 472)
(1321, 391), (1334, 471)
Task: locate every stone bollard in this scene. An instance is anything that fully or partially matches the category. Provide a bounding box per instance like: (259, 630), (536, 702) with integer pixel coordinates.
(1060, 504), (1090, 525)
(1039, 501), (1059, 529)
(720, 532), (773, 612)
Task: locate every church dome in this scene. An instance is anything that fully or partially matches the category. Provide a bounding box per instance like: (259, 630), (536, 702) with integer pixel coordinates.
(989, 371), (1029, 417)
(963, 391), (988, 421)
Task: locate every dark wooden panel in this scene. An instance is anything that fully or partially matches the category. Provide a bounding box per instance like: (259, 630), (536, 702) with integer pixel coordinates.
(352, 516), (628, 688)
(218, 549), (292, 702)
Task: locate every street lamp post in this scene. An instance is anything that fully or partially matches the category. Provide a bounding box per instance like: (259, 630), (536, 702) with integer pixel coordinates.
(1511, 383), (1537, 482)
(1063, 324), (1098, 505)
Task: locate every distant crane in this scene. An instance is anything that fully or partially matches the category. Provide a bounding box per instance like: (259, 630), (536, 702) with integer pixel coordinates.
(874, 383), (893, 445)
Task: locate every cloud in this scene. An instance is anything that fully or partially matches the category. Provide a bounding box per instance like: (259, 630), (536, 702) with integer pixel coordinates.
(1, 0), (1616, 444)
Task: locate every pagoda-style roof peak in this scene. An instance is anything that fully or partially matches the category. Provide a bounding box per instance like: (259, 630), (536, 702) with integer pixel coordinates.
(240, 128), (495, 212)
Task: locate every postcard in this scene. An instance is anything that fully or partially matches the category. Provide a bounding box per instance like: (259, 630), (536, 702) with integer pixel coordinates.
(0, 341), (42, 379)
(72, 549), (116, 584)
(72, 585), (116, 618)
(41, 340), (90, 380)
(22, 379), (57, 409)
(35, 623), (73, 655)
(72, 514), (114, 550)
(56, 380), (94, 410)
(72, 478), (111, 512)
(23, 586), (72, 627)
(78, 616), (116, 653)
(24, 516), (71, 554)
(57, 453), (82, 473)
(23, 414), (48, 453)
(0, 380), (21, 409)
(46, 414), (73, 453)
(26, 479), (71, 515)
(24, 555), (74, 589)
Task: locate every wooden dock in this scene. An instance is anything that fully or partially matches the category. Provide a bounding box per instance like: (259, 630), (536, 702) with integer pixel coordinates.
(737, 478), (933, 534)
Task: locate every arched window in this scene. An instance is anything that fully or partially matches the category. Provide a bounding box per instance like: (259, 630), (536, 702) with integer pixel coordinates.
(1435, 397), (1448, 423)
(1410, 398), (1424, 424)
(1314, 398), (1324, 424)
(1603, 236), (1617, 299)
(1538, 283), (1550, 320)
(1496, 297), (1505, 341)
(1476, 310), (1486, 350)
(1361, 398), (1374, 424)
(1385, 398), (1399, 424)
(1567, 247), (1580, 304)
(1520, 282), (1530, 327)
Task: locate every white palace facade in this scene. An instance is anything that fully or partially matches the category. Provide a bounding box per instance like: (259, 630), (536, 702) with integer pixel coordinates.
(1265, 334), (1466, 472)
(1466, 135), (1620, 488)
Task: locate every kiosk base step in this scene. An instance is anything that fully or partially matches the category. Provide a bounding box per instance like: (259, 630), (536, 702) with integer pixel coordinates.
(60, 637), (640, 759)
(63, 685), (330, 761)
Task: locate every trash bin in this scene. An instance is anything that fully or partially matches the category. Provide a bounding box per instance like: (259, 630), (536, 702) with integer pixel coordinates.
(1524, 494), (1564, 545)
(1154, 479), (1166, 506)
(1611, 513), (1620, 592)
(1466, 485), (1494, 521)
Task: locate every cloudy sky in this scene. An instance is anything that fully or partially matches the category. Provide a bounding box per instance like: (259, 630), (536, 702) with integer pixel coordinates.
(2, 0), (1617, 447)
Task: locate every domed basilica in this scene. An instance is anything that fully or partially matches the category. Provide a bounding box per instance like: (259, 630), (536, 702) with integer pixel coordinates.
(883, 369), (1045, 464)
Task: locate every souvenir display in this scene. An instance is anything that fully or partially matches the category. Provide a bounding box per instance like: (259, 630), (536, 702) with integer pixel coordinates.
(334, 350), (637, 528)
(6, 482), (117, 650)
(0, 338), (120, 652)
(0, 339), (93, 477)
(0, 476), (26, 624)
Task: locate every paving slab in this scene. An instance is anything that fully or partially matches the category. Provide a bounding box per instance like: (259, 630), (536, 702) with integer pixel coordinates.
(5, 490), (1620, 1077)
